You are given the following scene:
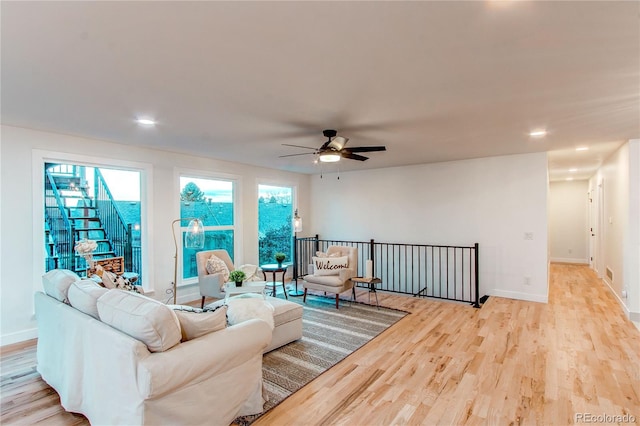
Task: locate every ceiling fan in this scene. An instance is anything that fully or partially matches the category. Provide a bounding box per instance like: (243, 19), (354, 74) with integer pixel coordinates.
(279, 129), (386, 162)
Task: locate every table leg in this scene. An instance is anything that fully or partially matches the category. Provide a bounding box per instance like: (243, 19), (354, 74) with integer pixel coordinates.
(369, 283), (379, 309)
(281, 270), (288, 299)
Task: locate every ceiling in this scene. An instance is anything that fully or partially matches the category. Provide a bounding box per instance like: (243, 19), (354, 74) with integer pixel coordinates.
(2, 1), (638, 180)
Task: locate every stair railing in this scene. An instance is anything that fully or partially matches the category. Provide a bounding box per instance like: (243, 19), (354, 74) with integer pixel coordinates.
(44, 170), (76, 271)
(93, 169), (135, 271)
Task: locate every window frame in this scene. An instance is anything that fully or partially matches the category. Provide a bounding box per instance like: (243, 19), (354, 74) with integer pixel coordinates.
(256, 179), (299, 266)
(175, 169), (242, 286)
(33, 150), (152, 293)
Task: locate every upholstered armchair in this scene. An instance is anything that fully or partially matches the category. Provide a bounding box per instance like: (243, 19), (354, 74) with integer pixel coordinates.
(302, 245), (358, 309)
(196, 250), (263, 308)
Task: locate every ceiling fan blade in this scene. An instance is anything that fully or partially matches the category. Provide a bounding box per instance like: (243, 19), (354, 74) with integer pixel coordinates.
(278, 152), (316, 158)
(341, 152), (369, 161)
(282, 143), (317, 150)
(343, 146), (386, 153)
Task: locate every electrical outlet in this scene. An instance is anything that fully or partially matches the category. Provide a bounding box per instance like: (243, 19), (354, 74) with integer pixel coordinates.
(568, 248), (573, 254)
(524, 232), (534, 240)
(524, 276), (531, 286)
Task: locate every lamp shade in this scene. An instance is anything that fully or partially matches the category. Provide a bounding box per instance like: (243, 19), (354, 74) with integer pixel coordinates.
(293, 209), (302, 233)
(185, 218), (205, 248)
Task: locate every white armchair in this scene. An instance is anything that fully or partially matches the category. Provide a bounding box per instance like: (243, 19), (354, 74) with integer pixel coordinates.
(302, 245), (358, 309)
(196, 250), (263, 308)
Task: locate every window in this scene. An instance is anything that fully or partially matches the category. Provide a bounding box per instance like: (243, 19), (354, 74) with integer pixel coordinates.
(43, 162), (143, 279)
(258, 184), (293, 266)
(179, 176), (235, 281)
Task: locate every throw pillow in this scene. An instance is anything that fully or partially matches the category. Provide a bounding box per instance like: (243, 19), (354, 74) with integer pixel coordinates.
(226, 296), (275, 330)
(171, 305), (228, 341)
(42, 269), (81, 303)
(315, 251), (341, 258)
(238, 264), (261, 282)
(312, 256), (349, 276)
(97, 290), (182, 352)
(68, 279), (108, 319)
(205, 255), (230, 282)
(102, 271), (142, 294)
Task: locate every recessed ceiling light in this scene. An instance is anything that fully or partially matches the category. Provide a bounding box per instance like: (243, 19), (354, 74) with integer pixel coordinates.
(576, 146), (589, 151)
(569, 168), (578, 172)
(136, 118), (156, 126)
(566, 177), (574, 181)
(529, 130), (547, 137)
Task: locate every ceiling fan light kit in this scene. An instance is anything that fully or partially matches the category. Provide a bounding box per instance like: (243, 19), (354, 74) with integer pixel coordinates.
(319, 152), (341, 163)
(280, 129), (387, 164)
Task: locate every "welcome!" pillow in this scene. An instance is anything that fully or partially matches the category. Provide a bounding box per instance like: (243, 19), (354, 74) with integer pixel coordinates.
(312, 256), (349, 276)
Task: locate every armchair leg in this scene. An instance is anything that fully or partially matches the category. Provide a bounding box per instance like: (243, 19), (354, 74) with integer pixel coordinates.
(335, 294), (339, 309)
(303, 288), (308, 303)
(201, 296), (205, 309)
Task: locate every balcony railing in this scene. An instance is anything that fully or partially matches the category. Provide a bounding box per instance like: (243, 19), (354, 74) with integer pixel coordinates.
(294, 235), (480, 307)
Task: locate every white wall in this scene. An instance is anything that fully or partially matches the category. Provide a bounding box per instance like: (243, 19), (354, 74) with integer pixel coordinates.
(549, 180), (589, 263)
(310, 152), (549, 303)
(625, 140), (639, 320)
(0, 125), (311, 345)
(589, 140), (639, 321)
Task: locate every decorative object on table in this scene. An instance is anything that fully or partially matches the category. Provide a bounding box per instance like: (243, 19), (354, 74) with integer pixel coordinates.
(229, 270), (247, 287)
(274, 252), (286, 268)
(171, 217), (205, 304)
(365, 259), (373, 278)
(74, 238), (97, 270)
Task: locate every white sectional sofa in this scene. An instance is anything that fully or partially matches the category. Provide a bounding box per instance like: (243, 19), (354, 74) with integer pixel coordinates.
(35, 270), (272, 426)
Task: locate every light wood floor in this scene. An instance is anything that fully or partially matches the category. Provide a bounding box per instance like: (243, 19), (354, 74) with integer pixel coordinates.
(2, 264), (638, 425)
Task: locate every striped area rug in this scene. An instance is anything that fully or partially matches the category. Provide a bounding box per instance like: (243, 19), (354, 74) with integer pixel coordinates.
(236, 293), (408, 425)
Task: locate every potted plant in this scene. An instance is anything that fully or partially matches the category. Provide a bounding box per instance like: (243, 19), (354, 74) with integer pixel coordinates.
(274, 252), (286, 267)
(229, 270), (246, 287)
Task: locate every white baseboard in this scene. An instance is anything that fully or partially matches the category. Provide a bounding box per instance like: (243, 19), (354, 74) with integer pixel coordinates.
(601, 277), (640, 322)
(491, 289), (548, 304)
(0, 328), (38, 347)
(550, 257), (589, 264)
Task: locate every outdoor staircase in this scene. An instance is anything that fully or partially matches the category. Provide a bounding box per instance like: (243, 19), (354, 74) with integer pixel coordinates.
(45, 165), (116, 274)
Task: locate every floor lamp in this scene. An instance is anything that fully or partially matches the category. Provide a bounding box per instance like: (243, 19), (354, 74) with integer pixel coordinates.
(172, 217), (204, 304)
(289, 209), (304, 296)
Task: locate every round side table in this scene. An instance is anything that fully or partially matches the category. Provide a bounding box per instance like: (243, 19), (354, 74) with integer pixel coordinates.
(260, 264), (289, 299)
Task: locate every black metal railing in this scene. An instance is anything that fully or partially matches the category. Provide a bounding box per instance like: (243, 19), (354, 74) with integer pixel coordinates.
(94, 169), (136, 272)
(294, 235), (480, 308)
(44, 171), (75, 270)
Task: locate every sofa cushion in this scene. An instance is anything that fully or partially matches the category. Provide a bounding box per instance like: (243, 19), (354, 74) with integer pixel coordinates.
(97, 290), (181, 352)
(205, 254), (230, 282)
(171, 305), (228, 341)
(68, 279), (108, 319)
(42, 269), (81, 303)
(226, 295), (275, 330)
(267, 297), (304, 327)
(312, 256), (349, 276)
(303, 274), (345, 287)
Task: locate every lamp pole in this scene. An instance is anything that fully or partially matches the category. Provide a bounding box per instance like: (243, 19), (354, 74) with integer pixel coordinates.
(171, 217), (204, 304)
(289, 209), (304, 297)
